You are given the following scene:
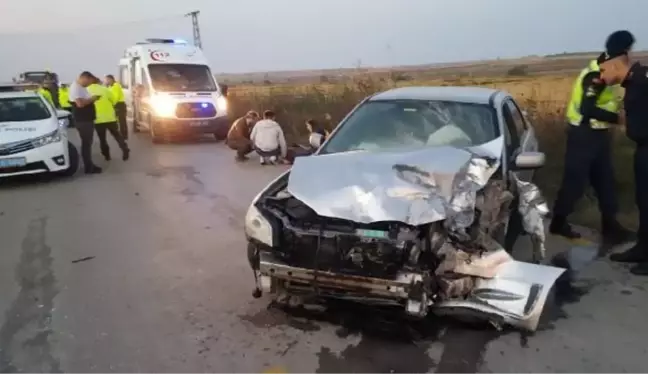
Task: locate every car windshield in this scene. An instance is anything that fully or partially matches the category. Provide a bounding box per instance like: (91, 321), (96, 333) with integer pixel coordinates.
(0, 97), (51, 122)
(22, 72), (56, 84)
(319, 100), (499, 154)
(148, 64), (217, 92)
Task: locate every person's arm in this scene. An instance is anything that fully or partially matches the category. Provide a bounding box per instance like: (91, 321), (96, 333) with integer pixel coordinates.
(276, 124), (287, 157)
(105, 88), (116, 106)
(250, 124), (258, 144)
(69, 85), (96, 108)
(580, 72), (619, 124)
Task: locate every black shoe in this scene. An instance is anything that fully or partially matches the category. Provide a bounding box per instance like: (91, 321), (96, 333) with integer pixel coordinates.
(630, 262), (648, 276)
(602, 222), (637, 246)
(549, 218), (582, 239)
(235, 155), (248, 162)
(122, 149), (130, 161)
(85, 166), (103, 174)
(609, 243), (648, 263)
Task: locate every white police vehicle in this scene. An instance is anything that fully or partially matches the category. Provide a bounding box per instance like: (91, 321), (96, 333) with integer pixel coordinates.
(0, 85), (78, 178)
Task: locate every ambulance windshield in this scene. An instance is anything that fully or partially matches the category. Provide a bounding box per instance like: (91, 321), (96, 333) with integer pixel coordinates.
(148, 64), (217, 92)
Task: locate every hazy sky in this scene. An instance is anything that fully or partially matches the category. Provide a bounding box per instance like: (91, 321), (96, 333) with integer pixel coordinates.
(1, 0), (647, 81)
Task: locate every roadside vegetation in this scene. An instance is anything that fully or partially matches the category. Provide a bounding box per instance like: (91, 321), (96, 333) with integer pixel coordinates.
(225, 72), (637, 229)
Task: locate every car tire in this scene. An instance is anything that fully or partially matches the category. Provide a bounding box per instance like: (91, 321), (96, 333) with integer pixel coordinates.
(59, 141), (79, 177)
(213, 132), (227, 141)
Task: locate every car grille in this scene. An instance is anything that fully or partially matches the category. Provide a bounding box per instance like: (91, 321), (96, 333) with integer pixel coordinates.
(175, 102), (216, 119)
(0, 139), (35, 156)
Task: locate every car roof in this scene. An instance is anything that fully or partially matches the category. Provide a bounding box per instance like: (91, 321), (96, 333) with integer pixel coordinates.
(0, 91), (40, 99)
(369, 86), (504, 105)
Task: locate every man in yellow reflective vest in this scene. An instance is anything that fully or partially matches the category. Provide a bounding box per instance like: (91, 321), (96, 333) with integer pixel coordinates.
(550, 45), (635, 246)
(58, 83), (72, 111)
(36, 84), (54, 107)
(87, 76), (130, 161)
(104, 74), (128, 140)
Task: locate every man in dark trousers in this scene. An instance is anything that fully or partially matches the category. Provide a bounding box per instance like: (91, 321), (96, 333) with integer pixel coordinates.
(549, 31), (635, 246)
(599, 31), (648, 275)
(104, 74), (128, 139)
(68, 71), (102, 174)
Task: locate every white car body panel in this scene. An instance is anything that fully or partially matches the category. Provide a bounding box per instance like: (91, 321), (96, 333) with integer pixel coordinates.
(0, 91), (71, 178)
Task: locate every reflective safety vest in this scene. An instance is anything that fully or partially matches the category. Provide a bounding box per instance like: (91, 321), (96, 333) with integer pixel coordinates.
(87, 84), (117, 124)
(566, 59), (621, 129)
(37, 88), (54, 107)
(109, 82), (125, 104)
(59, 87), (71, 108)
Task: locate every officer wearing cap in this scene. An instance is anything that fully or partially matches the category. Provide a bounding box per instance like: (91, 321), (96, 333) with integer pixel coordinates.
(599, 31), (648, 274)
(549, 31), (635, 246)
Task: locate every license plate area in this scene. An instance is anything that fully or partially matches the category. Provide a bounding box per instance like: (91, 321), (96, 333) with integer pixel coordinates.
(188, 121), (209, 127)
(0, 157), (27, 169)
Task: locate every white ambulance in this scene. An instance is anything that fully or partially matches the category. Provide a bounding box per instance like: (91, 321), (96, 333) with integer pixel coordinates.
(118, 38), (230, 143)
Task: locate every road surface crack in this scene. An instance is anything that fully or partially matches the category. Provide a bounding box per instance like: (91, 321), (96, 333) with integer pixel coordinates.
(0, 217), (61, 373)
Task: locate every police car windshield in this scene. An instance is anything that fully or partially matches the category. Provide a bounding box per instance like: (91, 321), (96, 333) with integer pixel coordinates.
(319, 100), (498, 155)
(148, 64), (217, 92)
(0, 97), (51, 122)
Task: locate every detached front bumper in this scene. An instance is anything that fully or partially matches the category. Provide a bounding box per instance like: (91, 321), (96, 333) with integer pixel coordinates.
(154, 116), (230, 137)
(258, 250), (430, 316)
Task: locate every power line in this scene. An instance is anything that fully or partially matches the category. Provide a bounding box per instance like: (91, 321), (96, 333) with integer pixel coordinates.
(0, 13), (188, 36)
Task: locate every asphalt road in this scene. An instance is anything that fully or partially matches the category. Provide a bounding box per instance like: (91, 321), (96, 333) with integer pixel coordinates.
(1, 133), (647, 373)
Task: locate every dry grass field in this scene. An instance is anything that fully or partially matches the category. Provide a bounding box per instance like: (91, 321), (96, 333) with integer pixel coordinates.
(220, 53), (647, 229)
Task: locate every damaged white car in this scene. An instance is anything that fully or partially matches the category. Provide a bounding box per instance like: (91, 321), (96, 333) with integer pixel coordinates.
(244, 87), (565, 332)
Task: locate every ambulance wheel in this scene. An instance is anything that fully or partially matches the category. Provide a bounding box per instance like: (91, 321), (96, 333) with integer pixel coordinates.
(59, 141), (79, 177)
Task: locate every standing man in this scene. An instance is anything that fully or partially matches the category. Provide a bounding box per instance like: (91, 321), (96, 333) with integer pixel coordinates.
(599, 31), (648, 274)
(549, 37), (635, 246)
(227, 110), (259, 162)
(69, 71), (102, 174)
(87, 77), (130, 162)
(58, 83), (72, 111)
(104, 74), (128, 140)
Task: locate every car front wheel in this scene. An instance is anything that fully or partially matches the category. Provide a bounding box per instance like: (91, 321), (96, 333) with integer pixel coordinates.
(58, 141), (79, 177)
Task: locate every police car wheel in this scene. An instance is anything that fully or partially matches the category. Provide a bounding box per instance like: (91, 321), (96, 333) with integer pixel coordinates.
(59, 142), (79, 177)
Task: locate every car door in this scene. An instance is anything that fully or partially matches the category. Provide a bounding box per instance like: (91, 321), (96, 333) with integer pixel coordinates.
(502, 99), (537, 182)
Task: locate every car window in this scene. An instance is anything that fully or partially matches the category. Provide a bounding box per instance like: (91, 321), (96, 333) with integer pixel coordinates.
(505, 100), (527, 137)
(0, 97), (51, 122)
(320, 100), (499, 154)
(148, 64), (217, 92)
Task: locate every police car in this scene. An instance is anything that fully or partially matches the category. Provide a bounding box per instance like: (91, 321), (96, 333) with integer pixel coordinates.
(0, 84), (78, 178)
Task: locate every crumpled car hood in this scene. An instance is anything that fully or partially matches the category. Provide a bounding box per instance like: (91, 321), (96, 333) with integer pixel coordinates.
(287, 137), (504, 226)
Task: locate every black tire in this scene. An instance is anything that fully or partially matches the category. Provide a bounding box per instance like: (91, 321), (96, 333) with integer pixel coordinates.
(59, 141), (79, 177)
(214, 132), (227, 141)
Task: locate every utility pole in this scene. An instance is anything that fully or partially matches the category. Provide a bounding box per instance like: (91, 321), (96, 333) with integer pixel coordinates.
(185, 10), (202, 49)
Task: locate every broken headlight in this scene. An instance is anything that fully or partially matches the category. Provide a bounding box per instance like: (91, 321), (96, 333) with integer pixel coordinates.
(244, 204), (274, 247)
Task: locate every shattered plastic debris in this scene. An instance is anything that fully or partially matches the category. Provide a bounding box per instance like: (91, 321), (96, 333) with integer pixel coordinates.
(511, 174), (550, 262)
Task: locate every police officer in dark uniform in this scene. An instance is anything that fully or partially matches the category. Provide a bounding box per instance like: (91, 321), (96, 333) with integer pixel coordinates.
(549, 31), (635, 246)
(599, 31), (648, 275)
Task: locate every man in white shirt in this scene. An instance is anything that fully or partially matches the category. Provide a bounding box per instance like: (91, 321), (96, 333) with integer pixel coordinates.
(69, 71), (102, 174)
(250, 110), (287, 165)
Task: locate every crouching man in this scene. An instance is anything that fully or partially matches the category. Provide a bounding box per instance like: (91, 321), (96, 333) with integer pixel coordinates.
(227, 110), (259, 162)
(250, 110), (287, 165)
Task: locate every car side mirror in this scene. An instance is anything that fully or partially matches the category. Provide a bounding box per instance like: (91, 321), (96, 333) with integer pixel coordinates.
(56, 109), (71, 118)
(220, 84), (228, 97)
(511, 151), (545, 170)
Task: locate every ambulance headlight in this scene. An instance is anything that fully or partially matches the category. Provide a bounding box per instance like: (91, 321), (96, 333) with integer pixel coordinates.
(216, 96), (228, 112)
(150, 95), (177, 118)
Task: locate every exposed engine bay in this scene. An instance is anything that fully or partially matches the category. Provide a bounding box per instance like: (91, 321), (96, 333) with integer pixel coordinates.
(246, 139), (564, 331)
